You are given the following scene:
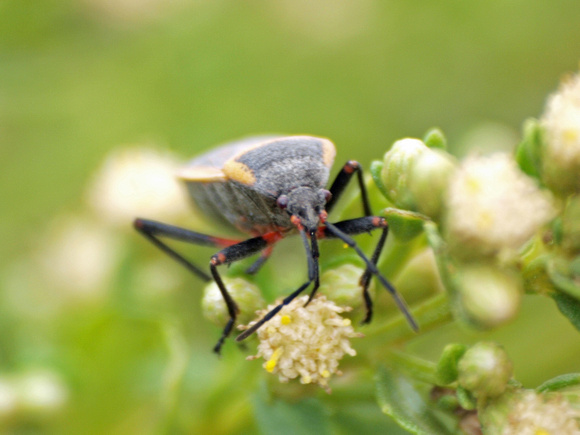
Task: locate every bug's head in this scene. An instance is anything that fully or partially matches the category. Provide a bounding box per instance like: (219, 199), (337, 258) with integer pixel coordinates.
(277, 187), (331, 233)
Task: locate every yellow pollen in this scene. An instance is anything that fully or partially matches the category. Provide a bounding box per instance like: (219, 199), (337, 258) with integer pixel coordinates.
(281, 315), (291, 325)
(562, 128), (578, 144)
(476, 210), (493, 230)
(342, 319), (351, 326)
(343, 243), (349, 249)
(265, 347), (283, 373)
(535, 429), (550, 435)
(302, 375), (312, 384)
(321, 370), (331, 378)
(466, 176), (481, 194)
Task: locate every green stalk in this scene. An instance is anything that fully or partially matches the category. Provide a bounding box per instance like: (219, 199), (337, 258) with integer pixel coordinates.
(365, 292), (452, 345)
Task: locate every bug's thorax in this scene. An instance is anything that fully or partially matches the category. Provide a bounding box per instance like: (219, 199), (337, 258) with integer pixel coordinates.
(278, 186), (330, 233)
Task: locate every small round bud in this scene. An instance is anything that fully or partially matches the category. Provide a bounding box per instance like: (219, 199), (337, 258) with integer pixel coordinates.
(318, 264), (373, 309)
(541, 72), (580, 196)
(453, 265), (522, 329)
(408, 149), (457, 220)
(202, 277), (265, 326)
(457, 342), (513, 399)
(381, 138), (430, 209)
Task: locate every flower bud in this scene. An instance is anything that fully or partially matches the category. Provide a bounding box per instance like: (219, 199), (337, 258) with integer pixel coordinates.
(318, 264), (373, 309)
(408, 149), (456, 220)
(381, 138), (430, 209)
(541, 72), (580, 196)
(457, 342), (513, 399)
(202, 277), (265, 326)
(453, 265), (522, 329)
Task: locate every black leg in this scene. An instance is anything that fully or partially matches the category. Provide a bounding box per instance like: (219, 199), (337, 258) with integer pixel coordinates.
(134, 218), (241, 282)
(323, 220), (418, 332)
(359, 226), (389, 324)
(135, 218), (281, 354)
(245, 246), (273, 275)
(305, 232), (321, 305)
(326, 160), (372, 216)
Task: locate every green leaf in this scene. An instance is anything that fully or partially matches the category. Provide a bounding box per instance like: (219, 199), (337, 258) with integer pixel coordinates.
(375, 365), (452, 435)
(252, 395), (333, 435)
(455, 386), (476, 411)
(552, 292), (580, 332)
(436, 344), (467, 385)
(536, 373), (580, 393)
(423, 127), (447, 150)
(515, 118), (544, 181)
(382, 207), (428, 242)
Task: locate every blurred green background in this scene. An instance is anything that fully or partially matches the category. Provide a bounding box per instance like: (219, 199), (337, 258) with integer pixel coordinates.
(2, 1), (580, 433)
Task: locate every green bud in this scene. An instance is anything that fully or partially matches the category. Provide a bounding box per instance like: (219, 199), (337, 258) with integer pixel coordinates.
(318, 264), (373, 309)
(423, 127), (447, 150)
(522, 255), (554, 295)
(202, 277), (265, 326)
(381, 138), (430, 209)
(453, 265), (522, 329)
(408, 149), (456, 220)
(546, 255), (580, 300)
(562, 196), (580, 252)
(457, 342), (513, 399)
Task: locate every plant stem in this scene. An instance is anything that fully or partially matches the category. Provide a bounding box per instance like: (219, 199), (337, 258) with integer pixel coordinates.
(365, 292), (452, 345)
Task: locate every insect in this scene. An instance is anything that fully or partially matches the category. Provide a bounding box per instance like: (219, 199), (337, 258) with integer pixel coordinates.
(134, 135), (418, 354)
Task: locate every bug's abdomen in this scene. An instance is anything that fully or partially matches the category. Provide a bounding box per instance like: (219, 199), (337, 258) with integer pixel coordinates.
(185, 180), (292, 235)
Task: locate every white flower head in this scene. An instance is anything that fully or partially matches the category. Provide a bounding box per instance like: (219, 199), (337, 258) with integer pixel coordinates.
(18, 371), (68, 415)
(445, 153), (555, 258)
(243, 295), (362, 393)
(502, 391), (580, 435)
(541, 72), (580, 194)
(38, 215), (120, 304)
(86, 146), (190, 227)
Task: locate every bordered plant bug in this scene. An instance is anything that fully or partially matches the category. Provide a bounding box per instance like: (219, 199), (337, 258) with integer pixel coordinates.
(134, 136), (418, 354)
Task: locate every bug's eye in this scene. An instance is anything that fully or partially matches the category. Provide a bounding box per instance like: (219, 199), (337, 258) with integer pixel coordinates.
(322, 190), (332, 203)
(277, 195), (289, 209)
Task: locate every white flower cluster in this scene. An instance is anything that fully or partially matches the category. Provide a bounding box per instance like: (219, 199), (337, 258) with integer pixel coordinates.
(445, 153), (554, 257)
(243, 295), (362, 393)
(86, 147), (189, 227)
(542, 73), (580, 175)
(503, 391), (580, 435)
